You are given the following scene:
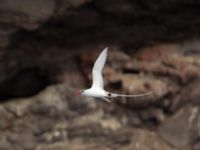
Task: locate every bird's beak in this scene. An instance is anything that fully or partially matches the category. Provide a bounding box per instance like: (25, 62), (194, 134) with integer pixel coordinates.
(75, 90), (81, 96)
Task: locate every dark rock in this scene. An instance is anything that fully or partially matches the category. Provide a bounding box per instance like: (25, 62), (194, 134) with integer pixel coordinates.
(138, 108), (165, 125)
(94, 0), (136, 16)
(0, 24), (17, 47)
(187, 80), (200, 105)
(129, 129), (174, 150)
(0, 1), (200, 147)
(193, 142), (200, 150)
(36, 142), (69, 150)
(4, 100), (30, 118)
(0, 67), (51, 100)
(0, 0), (55, 47)
(0, 0), (55, 30)
(158, 105), (200, 148)
(37, 123), (68, 143)
(0, 136), (12, 150)
(55, 0), (91, 15)
(7, 133), (35, 150)
(0, 105), (13, 130)
(29, 86), (68, 118)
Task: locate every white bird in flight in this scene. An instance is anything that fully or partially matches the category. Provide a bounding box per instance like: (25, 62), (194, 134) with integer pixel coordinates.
(77, 47), (152, 102)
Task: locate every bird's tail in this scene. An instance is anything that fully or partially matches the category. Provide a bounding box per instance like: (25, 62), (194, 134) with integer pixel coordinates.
(110, 91), (152, 98)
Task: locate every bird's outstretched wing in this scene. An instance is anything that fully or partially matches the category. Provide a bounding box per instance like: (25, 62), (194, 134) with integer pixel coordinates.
(91, 47), (108, 89)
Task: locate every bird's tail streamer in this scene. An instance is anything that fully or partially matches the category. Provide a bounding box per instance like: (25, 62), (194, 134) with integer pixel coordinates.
(111, 91), (152, 98)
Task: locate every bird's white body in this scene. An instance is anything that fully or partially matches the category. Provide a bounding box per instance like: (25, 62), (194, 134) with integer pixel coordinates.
(80, 47), (151, 102)
(82, 88), (107, 98)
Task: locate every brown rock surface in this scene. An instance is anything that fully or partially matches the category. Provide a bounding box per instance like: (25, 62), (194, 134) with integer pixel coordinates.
(0, 0), (200, 48)
(158, 105), (200, 148)
(0, 1), (200, 150)
(0, 42), (199, 149)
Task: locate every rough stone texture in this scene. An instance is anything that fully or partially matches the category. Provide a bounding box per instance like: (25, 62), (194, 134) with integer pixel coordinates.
(128, 129), (174, 150)
(0, 0), (55, 30)
(193, 142), (200, 150)
(0, 0), (200, 47)
(0, 0), (55, 47)
(0, 0), (92, 47)
(0, 41), (200, 149)
(0, 136), (12, 150)
(0, 1), (200, 150)
(0, 84), (174, 150)
(158, 105), (200, 148)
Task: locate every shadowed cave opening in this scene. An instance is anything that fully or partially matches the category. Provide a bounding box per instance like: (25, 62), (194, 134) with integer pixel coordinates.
(0, 67), (53, 101)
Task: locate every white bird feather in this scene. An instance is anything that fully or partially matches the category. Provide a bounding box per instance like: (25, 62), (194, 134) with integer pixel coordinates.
(91, 47), (108, 89)
(79, 47), (152, 102)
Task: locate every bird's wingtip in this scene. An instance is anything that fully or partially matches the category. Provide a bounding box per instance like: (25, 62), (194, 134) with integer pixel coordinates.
(103, 46), (109, 52)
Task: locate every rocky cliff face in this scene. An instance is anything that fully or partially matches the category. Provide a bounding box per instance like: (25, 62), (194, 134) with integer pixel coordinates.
(0, 0), (200, 48)
(0, 0), (200, 150)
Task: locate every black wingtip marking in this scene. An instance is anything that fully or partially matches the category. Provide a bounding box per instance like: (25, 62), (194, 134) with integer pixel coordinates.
(106, 93), (113, 101)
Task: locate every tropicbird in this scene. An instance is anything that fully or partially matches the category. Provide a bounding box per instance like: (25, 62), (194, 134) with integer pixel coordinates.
(78, 47), (152, 102)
